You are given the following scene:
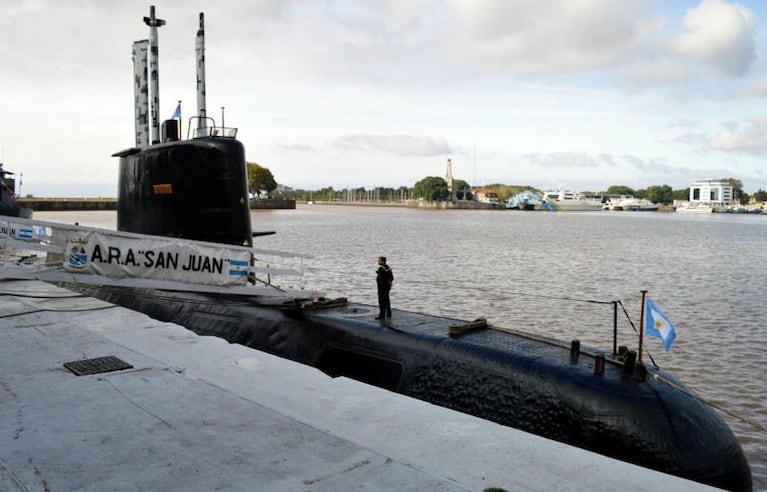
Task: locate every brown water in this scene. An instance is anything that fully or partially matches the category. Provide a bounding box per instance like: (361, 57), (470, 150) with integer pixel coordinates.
(38, 207), (767, 488)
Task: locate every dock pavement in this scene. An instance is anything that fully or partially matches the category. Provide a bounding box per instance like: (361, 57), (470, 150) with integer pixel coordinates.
(0, 279), (715, 491)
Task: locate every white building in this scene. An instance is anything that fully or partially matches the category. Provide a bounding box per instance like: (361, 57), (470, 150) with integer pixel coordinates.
(474, 188), (500, 203)
(689, 179), (733, 205)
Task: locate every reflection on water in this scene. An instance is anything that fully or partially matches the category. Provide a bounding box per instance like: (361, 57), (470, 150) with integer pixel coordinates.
(37, 207), (767, 487)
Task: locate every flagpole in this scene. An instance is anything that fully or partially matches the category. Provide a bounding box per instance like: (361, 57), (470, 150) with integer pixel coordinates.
(638, 290), (647, 364)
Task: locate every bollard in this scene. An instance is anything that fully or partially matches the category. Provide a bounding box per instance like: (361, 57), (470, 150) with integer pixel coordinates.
(594, 353), (605, 375)
(623, 349), (637, 374)
(570, 339), (580, 358)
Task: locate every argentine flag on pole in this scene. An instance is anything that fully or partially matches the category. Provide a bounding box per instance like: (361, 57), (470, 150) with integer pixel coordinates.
(644, 297), (677, 351)
(171, 103), (181, 119)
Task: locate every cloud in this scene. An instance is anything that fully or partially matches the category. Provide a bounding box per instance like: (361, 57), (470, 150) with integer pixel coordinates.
(279, 144), (316, 152)
(668, 119), (699, 129)
(670, 118), (767, 156)
(710, 119), (767, 153)
(333, 134), (453, 156)
(621, 155), (674, 173)
(745, 76), (767, 95)
(670, 0), (756, 76)
(598, 154), (620, 167)
(514, 152), (696, 189)
(521, 152), (601, 168)
(375, 0), (434, 28)
(621, 62), (692, 86)
(443, 0), (662, 75)
(670, 132), (709, 148)
(222, 0), (293, 17)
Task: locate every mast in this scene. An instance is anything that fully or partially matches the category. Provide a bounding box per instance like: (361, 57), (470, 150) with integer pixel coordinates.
(196, 12), (207, 133)
(132, 40), (150, 148)
(143, 6), (166, 144)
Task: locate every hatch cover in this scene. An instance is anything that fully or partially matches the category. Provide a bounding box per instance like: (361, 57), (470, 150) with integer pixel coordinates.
(64, 356), (133, 376)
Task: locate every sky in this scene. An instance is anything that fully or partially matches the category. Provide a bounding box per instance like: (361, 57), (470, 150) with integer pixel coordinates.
(3, 0), (767, 196)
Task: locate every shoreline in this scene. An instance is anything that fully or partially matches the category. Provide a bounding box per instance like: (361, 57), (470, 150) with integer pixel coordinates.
(17, 199), (751, 214)
(18, 197), (298, 211)
(16, 198), (504, 212)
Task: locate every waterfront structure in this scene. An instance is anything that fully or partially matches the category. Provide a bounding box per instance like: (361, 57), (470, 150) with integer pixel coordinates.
(689, 179), (733, 205)
(475, 187), (500, 204)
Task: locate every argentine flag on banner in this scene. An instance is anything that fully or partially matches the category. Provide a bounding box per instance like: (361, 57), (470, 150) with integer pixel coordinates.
(644, 297), (677, 352)
(229, 258), (249, 276)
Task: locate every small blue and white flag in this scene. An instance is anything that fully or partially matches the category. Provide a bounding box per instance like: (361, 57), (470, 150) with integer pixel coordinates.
(17, 227), (33, 240)
(644, 297), (677, 352)
(171, 103), (181, 120)
(229, 258), (249, 276)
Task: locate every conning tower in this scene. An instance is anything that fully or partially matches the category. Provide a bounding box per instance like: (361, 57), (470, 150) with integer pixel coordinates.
(114, 6), (252, 247)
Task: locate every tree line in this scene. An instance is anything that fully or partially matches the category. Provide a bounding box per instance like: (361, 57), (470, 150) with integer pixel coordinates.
(247, 163), (767, 205)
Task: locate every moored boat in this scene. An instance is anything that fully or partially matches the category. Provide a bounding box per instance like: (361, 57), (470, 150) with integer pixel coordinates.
(713, 204), (764, 214)
(676, 203), (714, 214)
(607, 197), (659, 212)
(541, 187), (603, 211)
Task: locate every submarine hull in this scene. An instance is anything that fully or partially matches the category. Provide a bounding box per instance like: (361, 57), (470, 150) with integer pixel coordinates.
(62, 283), (752, 491)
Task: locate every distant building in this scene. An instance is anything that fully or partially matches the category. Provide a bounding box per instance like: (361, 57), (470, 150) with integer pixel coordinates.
(689, 180), (733, 205)
(474, 188), (499, 204)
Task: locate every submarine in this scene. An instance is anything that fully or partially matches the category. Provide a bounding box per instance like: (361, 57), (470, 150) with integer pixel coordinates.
(58, 7), (752, 491)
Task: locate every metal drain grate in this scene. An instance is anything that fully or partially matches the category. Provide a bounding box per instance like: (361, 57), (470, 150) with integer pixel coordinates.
(63, 356), (133, 376)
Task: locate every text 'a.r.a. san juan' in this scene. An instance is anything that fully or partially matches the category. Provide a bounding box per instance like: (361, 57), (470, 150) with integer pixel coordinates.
(89, 244), (227, 273)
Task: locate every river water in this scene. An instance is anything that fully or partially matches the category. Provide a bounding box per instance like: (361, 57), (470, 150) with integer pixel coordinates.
(38, 206), (767, 488)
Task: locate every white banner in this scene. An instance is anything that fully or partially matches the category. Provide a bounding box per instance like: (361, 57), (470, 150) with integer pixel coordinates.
(0, 221), (48, 242)
(59, 231), (250, 286)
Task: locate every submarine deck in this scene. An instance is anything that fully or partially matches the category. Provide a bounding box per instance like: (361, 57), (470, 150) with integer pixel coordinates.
(0, 279), (714, 491)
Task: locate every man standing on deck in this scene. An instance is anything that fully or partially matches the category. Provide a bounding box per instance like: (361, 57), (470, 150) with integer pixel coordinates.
(375, 256), (393, 319)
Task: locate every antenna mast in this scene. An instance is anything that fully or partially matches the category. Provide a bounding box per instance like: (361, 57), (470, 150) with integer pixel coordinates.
(143, 6), (166, 144)
(196, 12), (207, 132)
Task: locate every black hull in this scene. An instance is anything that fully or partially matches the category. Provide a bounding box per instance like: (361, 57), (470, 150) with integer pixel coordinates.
(114, 138), (252, 246)
(62, 283), (752, 491)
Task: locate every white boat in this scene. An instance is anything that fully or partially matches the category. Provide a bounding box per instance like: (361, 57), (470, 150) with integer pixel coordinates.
(540, 188), (603, 211)
(675, 203), (713, 214)
(608, 198), (659, 212)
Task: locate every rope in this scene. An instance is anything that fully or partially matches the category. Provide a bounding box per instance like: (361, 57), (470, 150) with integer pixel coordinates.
(616, 300), (658, 368)
(614, 300), (763, 431)
(649, 371), (767, 432)
(303, 266), (615, 306)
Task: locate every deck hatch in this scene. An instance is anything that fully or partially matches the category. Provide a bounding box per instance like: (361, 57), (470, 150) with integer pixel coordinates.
(63, 356), (133, 376)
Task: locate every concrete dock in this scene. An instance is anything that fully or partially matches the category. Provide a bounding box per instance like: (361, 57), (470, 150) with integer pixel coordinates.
(0, 279), (714, 491)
